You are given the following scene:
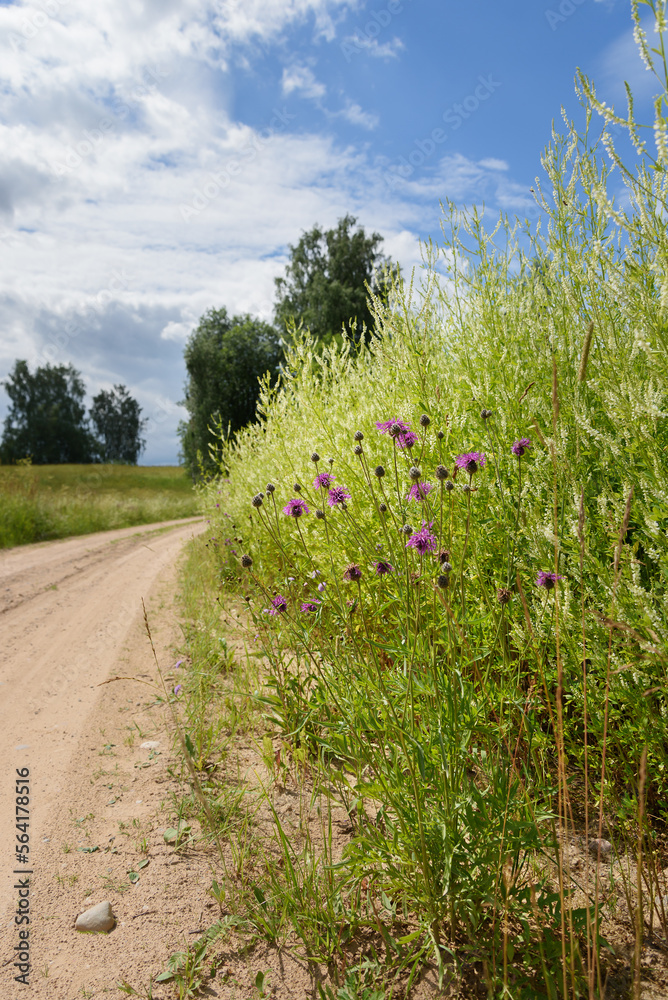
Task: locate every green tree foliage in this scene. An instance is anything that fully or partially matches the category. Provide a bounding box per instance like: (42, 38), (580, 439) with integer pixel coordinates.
(273, 214), (398, 342)
(89, 384), (147, 464)
(178, 309), (283, 478)
(0, 360), (98, 464)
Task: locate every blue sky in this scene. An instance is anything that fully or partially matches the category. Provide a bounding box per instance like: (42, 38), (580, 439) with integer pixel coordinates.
(0, 0), (658, 463)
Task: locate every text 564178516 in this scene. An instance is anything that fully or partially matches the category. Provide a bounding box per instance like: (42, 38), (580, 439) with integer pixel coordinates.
(13, 767), (32, 986)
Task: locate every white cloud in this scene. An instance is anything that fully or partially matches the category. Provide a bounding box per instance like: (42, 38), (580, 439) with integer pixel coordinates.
(478, 157), (509, 171)
(342, 34), (404, 59)
(281, 64), (327, 101)
(332, 101), (379, 130)
(0, 0), (530, 462)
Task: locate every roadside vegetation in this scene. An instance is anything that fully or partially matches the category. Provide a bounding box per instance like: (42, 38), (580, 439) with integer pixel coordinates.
(0, 464), (199, 548)
(137, 5), (668, 996)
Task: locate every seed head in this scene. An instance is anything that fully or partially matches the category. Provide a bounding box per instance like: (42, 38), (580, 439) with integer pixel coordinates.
(440, 561), (453, 574)
(354, 430), (364, 441)
(435, 464), (449, 481)
(419, 413), (431, 427)
(311, 452), (320, 463)
(437, 574), (450, 589)
(379, 503), (387, 513)
(445, 480), (454, 492)
(497, 587), (511, 605)
(315, 509), (325, 519)
(266, 483), (275, 494)
(251, 493), (264, 508)
(409, 466), (421, 481)
(353, 444), (363, 455)
(402, 524), (413, 536)
(374, 465), (386, 478)
(293, 483), (302, 492)
(437, 430), (444, 440)
(241, 554), (253, 568)
(481, 409), (493, 420)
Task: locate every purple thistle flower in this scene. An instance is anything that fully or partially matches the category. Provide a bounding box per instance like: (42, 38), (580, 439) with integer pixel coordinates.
(313, 472), (335, 490)
(301, 600), (322, 613)
(343, 563), (362, 582)
(536, 571), (563, 591)
(376, 417), (410, 435)
(327, 485), (351, 507)
(512, 438), (532, 457)
(376, 418), (417, 450)
(454, 452), (486, 475)
(264, 594), (288, 616)
(374, 561), (395, 576)
(406, 521), (438, 554)
(406, 481), (435, 502)
(396, 430), (418, 450)
(282, 497), (310, 518)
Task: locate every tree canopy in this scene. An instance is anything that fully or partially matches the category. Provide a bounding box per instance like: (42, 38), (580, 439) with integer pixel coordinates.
(0, 360), (98, 464)
(90, 384), (147, 464)
(273, 213), (397, 342)
(178, 309), (283, 478)
(0, 361), (146, 465)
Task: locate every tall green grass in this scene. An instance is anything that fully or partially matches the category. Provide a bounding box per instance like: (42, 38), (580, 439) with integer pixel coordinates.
(190, 5), (668, 995)
(0, 464), (200, 548)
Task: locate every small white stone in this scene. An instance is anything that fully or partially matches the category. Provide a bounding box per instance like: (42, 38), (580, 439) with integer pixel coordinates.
(75, 901), (116, 933)
(140, 741), (160, 749)
(588, 838), (613, 861)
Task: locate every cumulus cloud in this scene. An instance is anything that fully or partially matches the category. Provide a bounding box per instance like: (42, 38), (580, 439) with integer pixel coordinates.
(281, 64), (327, 100)
(0, 0), (529, 462)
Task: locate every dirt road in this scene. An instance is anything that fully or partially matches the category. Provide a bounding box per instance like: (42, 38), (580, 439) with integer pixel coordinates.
(0, 518), (205, 996)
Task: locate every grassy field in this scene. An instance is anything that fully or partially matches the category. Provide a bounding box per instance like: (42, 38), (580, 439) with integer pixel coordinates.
(151, 13), (668, 999)
(0, 464), (200, 548)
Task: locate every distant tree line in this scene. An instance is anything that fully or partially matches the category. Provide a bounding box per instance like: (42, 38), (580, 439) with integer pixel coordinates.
(179, 214), (398, 477)
(0, 360), (146, 465)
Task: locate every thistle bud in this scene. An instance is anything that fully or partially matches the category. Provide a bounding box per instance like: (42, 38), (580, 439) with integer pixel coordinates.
(251, 494), (264, 508)
(437, 574), (450, 589)
(437, 430), (444, 440)
(266, 483), (275, 494)
(409, 466), (421, 481)
(379, 503), (387, 513)
(445, 480), (455, 492)
(497, 587), (511, 605)
(311, 452), (320, 463)
(402, 524), (413, 536)
(353, 445), (363, 455)
(241, 554), (253, 568)
(419, 413), (430, 427)
(354, 430), (364, 441)
(293, 483), (302, 492)
(374, 465), (386, 478)
(481, 409), (493, 420)
(315, 509), (325, 519)
(435, 464), (449, 481)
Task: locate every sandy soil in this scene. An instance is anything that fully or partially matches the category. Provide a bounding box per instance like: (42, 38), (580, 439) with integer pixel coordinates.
(0, 518), (207, 998)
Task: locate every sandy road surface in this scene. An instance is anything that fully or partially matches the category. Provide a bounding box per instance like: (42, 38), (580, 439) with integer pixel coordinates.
(0, 519), (203, 958)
